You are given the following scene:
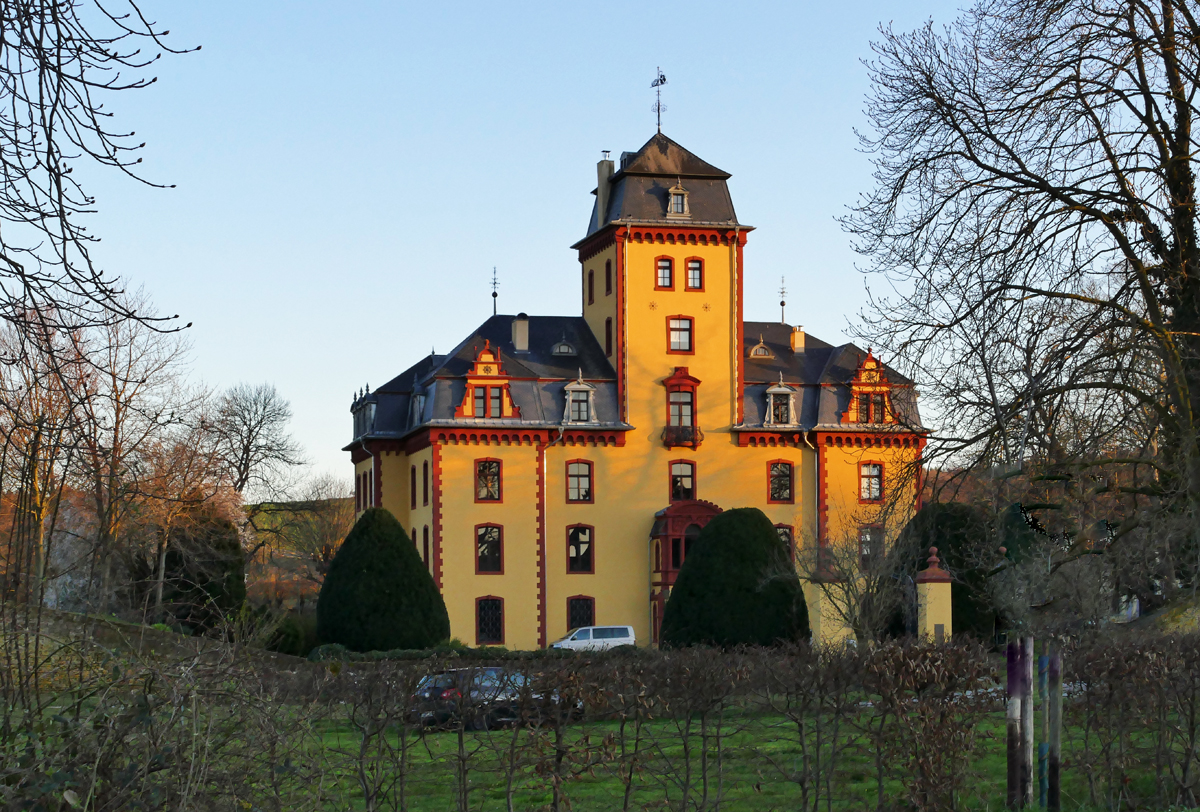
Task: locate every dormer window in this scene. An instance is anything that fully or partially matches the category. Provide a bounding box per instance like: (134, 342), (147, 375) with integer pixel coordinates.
(747, 335), (774, 359)
(666, 180), (690, 219)
(552, 340), (577, 356)
(563, 375), (598, 424)
(764, 375), (798, 427)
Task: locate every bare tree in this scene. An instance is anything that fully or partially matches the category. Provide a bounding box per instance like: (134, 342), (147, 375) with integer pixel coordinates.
(846, 0), (1200, 605)
(212, 383), (305, 499)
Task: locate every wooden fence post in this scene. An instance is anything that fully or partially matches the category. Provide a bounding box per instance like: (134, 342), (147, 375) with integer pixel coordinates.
(1007, 638), (1022, 809)
(1022, 635), (1034, 807)
(1038, 646), (1048, 808)
(1048, 645), (1062, 812)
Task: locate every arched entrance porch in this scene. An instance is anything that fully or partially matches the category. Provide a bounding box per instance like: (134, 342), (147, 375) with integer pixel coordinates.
(648, 499), (722, 646)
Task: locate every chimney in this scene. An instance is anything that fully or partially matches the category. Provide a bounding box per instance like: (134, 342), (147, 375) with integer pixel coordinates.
(790, 325), (805, 352)
(512, 312), (529, 352)
(595, 154), (614, 232)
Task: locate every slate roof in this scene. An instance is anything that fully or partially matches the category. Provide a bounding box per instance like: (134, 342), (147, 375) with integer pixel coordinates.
(580, 133), (747, 240)
(346, 315), (625, 447)
(739, 321), (923, 432)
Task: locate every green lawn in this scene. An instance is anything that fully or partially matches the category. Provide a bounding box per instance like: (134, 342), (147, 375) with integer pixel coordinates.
(311, 708), (1130, 811)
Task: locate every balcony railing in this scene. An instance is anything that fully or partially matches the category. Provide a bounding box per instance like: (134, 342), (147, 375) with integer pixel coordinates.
(661, 424), (703, 449)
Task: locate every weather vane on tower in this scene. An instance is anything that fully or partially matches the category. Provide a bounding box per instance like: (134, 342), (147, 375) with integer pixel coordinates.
(779, 276), (788, 324)
(651, 68), (667, 132)
(491, 267), (500, 315)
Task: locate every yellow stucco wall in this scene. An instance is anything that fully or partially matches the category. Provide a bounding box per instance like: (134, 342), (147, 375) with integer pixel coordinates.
(917, 581), (953, 641)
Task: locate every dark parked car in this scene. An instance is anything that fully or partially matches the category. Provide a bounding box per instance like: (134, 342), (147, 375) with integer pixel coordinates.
(410, 667), (579, 730)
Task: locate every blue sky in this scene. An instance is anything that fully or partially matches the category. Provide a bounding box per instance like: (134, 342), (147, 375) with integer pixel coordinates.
(85, 0), (966, 481)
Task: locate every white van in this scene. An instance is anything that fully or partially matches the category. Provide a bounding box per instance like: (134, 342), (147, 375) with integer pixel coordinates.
(550, 625), (636, 651)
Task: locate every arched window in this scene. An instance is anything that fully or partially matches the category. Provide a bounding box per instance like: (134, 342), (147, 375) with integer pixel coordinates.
(670, 461), (696, 502)
(476, 597), (504, 645)
(422, 526), (430, 567)
(685, 257), (703, 291)
(476, 524), (503, 573)
(567, 525), (594, 573)
(410, 465), (416, 509)
(605, 260), (612, 295)
(588, 269), (594, 304)
(475, 458), (502, 502)
(567, 596), (595, 630)
(566, 460), (593, 502)
(656, 257), (674, 289)
(768, 461), (794, 504)
(423, 461), (429, 505)
(860, 462), (884, 502)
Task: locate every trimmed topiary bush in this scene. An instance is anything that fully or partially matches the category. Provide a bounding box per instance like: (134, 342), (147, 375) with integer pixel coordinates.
(317, 507), (450, 652)
(661, 507), (809, 647)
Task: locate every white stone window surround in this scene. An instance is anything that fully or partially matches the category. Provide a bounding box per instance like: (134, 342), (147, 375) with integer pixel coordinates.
(562, 374), (599, 425)
(763, 375), (798, 427)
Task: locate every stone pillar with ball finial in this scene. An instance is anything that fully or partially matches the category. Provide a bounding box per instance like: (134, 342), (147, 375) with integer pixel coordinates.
(916, 546), (953, 642)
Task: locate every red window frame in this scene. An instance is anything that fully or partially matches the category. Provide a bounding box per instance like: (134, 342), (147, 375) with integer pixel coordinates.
(655, 256), (674, 290)
(684, 256), (705, 291)
(588, 269), (595, 304)
(567, 524), (595, 574)
(423, 460), (429, 505)
(605, 260), (612, 295)
(775, 524), (795, 561)
(566, 459), (594, 503)
(859, 461), (885, 503)
(668, 459), (697, 502)
(605, 317), (613, 357)
(475, 523), (504, 574)
(767, 460), (795, 504)
(410, 465), (417, 509)
(666, 315), (694, 354)
(475, 596), (504, 645)
(475, 458), (503, 503)
(567, 595), (595, 630)
(859, 524), (883, 570)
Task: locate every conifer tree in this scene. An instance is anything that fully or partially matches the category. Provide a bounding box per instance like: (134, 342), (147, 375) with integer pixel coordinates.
(317, 507), (450, 652)
(661, 507), (809, 647)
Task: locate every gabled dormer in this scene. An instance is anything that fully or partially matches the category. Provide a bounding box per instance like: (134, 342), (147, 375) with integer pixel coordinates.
(842, 350), (895, 425)
(562, 372), (598, 425)
(454, 340), (523, 419)
(764, 374), (798, 427)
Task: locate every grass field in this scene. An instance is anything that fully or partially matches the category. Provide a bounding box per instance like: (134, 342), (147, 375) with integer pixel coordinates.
(313, 708), (1132, 811)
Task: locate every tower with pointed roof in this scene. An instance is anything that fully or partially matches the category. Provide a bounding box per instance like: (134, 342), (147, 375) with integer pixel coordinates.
(346, 132), (928, 649)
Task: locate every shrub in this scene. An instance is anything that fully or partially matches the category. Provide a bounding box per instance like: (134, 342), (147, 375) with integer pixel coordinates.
(317, 508), (450, 652)
(660, 507), (809, 647)
(163, 514), (246, 633)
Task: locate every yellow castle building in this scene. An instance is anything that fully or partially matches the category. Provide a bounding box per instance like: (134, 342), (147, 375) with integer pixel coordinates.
(345, 132), (927, 648)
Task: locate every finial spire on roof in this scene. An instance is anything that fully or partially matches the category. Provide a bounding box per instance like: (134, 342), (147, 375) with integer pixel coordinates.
(651, 67), (667, 132)
(779, 276), (788, 324)
(490, 267), (499, 316)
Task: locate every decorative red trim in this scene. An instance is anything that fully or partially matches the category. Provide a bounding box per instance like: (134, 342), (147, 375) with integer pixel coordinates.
(616, 228), (628, 423)
(734, 230), (746, 424)
(654, 255), (675, 291)
(475, 596), (505, 646)
(535, 441), (548, 648)
(683, 256), (705, 291)
(766, 459), (795, 504)
(565, 459), (595, 503)
(816, 434), (828, 545)
(566, 523), (596, 574)
(736, 431), (806, 447)
(372, 453), (382, 508)
(432, 443), (443, 589)
(566, 595), (595, 630)
(821, 432), (923, 448)
(474, 523), (504, 574)
(622, 226), (755, 246)
(435, 428), (552, 446)
(668, 459), (698, 502)
(858, 459), (886, 505)
(473, 457), (503, 503)
(665, 314), (695, 355)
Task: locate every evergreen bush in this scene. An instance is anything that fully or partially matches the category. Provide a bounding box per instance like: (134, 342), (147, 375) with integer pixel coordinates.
(316, 507), (450, 652)
(660, 507), (809, 647)
(897, 501), (1006, 640)
(163, 514), (245, 633)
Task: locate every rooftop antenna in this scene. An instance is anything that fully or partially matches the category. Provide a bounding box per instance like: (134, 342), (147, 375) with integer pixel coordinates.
(779, 276), (788, 324)
(651, 68), (667, 132)
(490, 266), (500, 315)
